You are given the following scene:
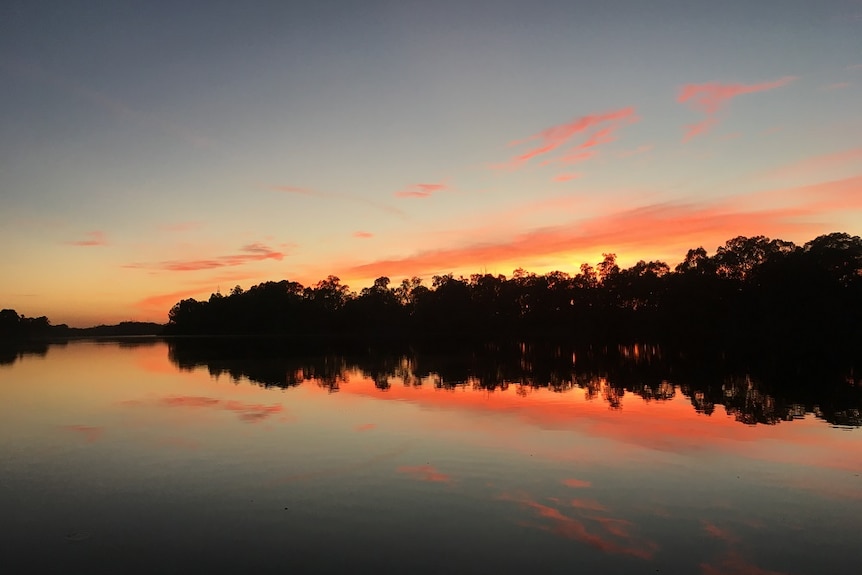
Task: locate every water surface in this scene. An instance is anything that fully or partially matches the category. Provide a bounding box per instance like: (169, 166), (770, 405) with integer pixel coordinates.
(1, 339), (860, 574)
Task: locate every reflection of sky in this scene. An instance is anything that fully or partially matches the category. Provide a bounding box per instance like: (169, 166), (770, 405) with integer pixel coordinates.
(0, 341), (860, 573)
(1, 1), (861, 325)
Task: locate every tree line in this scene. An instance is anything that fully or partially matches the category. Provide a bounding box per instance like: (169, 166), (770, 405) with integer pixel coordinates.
(165, 232), (862, 351)
(0, 310), (163, 340)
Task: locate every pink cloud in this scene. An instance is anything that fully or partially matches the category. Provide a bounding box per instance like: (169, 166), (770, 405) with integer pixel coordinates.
(66, 231), (107, 246)
(678, 77), (797, 114)
(562, 478), (592, 488)
(354, 423), (376, 432)
(554, 173), (582, 182)
(397, 464), (452, 483)
(395, 183), (448, 198)
(498, 107), (638, 170)
(678, 77), (796, 141)
(682, 118), (718, 142)
(125, 242), (287, 272)
(353, 231), (374, 239)
(548, 150), (596, 166)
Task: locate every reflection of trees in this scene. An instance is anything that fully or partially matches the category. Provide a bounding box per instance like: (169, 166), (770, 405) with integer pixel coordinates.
(0, 340), (51, 366)
(165, 338), (862, 427)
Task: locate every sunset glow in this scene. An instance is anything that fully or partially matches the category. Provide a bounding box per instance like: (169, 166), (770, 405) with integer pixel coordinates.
(1, 1), (860, 325)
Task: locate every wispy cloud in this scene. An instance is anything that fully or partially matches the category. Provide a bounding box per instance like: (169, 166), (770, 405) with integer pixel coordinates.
(553, 173), (582, 183)
(847, 64), (862, 72)
(66, 231), (107, 246)
(677, 77), (797, 141)
(126, 242), (288, 272)
(395, 183), (448, 198)
(496, 107), (638, 171)
(353, 231), (374, 239)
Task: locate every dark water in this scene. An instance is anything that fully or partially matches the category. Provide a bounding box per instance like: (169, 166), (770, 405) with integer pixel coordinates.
(1, 339), (860, 574)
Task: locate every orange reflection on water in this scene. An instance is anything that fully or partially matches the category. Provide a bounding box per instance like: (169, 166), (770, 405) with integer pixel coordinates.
(332, 369), (862, 474)
(396, 464), (452, 483)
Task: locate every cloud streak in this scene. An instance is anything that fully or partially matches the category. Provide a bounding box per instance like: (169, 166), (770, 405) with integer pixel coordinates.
(678, 77), (797, 141)
(395, 183), (448, 198)
(66, 231), (107, 246)
(497, 107), (638, 172)
(126, 242), (287, 272)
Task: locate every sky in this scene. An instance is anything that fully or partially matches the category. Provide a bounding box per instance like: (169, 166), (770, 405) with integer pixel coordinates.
(1, 0), (861, 327)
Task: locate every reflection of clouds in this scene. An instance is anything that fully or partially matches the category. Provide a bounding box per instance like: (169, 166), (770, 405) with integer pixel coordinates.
(123, 395), (285, 423)
(570, 498), (608, 512)
(701, 550), (787, 575)
(699, 522), (788, 575)
(62, 425), (103, 443)
(701, 520), (739, 543)
(396, 465), (452, 484)
(499, 491), (657, 559)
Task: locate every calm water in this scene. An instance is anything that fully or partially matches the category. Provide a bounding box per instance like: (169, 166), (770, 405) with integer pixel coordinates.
(1, 339), (860, 574)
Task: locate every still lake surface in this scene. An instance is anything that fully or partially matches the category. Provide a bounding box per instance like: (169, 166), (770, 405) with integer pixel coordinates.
(1, 338), (860, 574)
